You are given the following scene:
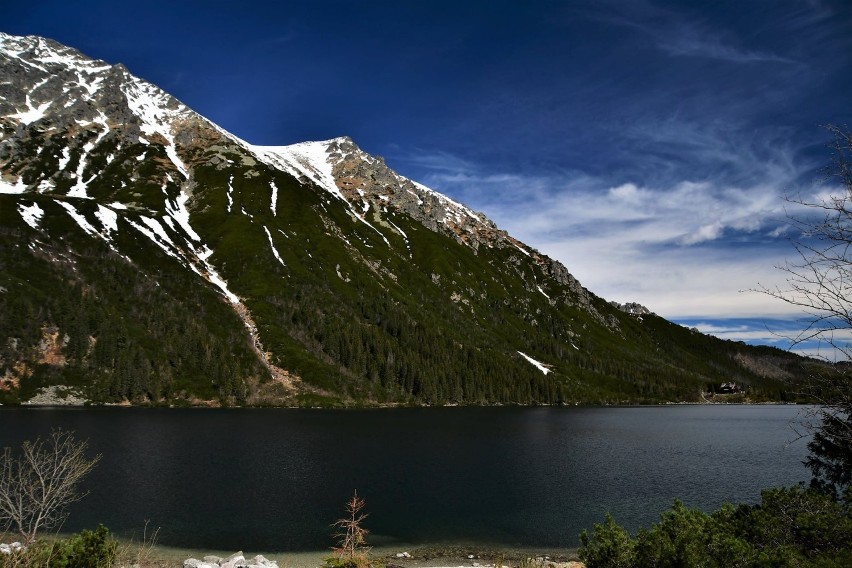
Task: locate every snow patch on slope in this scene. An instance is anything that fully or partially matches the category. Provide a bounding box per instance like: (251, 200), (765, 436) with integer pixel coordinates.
(58, 147), (72, 171)
(253, 141), (344, 200)
(196, 246), (240, 304)
(263, 226), (286, 267)
(166, 191), (201, 242)
(8, 76), (51, 125)
(9, 99), (50, 125)
(94, 204), (118, 235)
(67, 112), (110, 199)
(270, 181), (279, 216)
(126, 217), (182, 262)
(517, 351), (552, 375)
(139, 216), (178, 249)
(56, 200), (98, 236)
(120, 78), (190, 178)
(226, 175), (234, 213)
(18, 202), (44, 229)
(513, 243), (531, 257)
(387, 219), (408, 241)
(0, 177), (28, 194)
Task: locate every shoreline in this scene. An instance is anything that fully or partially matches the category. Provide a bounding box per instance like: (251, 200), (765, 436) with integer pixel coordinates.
(123, 542), (583, 568)
(7, 398), (805, 409)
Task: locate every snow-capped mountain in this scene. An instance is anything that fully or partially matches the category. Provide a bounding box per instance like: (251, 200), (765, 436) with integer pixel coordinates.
(0, 32), (584, 302)
(0, 33), (805, 406)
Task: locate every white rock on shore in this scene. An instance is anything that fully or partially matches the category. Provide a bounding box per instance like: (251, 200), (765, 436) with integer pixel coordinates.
(184, 551), (278, 568)
(0, 542), (24, 555)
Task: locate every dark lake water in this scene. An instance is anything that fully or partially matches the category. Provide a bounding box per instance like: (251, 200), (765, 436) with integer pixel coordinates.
(0, 405), (811, 551)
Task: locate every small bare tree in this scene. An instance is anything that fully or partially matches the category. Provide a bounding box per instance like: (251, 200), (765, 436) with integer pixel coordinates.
(330, 490), (371, 568)
(0, 429), (100, 544)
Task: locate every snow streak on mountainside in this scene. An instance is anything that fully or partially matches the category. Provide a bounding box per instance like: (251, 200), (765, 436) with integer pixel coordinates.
(0, 32), (808, 407)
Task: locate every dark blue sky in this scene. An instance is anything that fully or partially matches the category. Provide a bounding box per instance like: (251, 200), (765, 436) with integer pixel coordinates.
(4, 0), (852, 353)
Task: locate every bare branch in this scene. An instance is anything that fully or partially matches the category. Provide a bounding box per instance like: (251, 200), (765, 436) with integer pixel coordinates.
(754, 124), (852, 496)
(0, 429), (100, 544)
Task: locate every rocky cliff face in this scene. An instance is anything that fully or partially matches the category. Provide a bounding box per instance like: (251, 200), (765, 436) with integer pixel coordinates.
(1, 34), (190, 181)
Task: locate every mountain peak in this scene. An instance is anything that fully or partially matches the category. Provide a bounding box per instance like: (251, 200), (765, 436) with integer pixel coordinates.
(0, 32), (109, 73)
(330, 135), (355, 145)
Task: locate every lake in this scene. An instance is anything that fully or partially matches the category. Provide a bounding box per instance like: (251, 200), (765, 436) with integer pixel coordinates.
(0, 405), (811, 552)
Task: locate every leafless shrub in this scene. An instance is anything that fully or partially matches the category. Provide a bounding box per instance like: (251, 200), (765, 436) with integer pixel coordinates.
(0, 429), (100, 544)
(329, 490), (371, 568)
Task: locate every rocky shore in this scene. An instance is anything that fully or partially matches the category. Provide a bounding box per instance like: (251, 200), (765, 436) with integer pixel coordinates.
(379, 550), (585, 568)
(176, 549), (585, 568)
(383, 557), (585, 568)
(184, 552), (278, 568)
(4, 541), (584, 568)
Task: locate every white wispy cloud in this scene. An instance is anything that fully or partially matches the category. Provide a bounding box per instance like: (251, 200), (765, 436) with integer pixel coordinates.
(398, 150), (476, 174)
(679, 319), (852, 361)
(586, 1), (794, 65)
(657, 27), (793, 64)
(389, 124), (827, 322)
(683, 321), (794, 343)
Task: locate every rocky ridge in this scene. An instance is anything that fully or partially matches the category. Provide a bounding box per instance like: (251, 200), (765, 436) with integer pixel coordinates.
(269, 137), (600, 317)
(323, 138), (593, 296)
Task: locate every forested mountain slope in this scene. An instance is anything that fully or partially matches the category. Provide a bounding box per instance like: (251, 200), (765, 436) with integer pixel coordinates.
(0, 33), (810, 406)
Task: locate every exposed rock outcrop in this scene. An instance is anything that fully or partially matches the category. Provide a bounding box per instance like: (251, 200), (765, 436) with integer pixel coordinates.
(22, 385), (88, 406)
(611, 301), (651, 316)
